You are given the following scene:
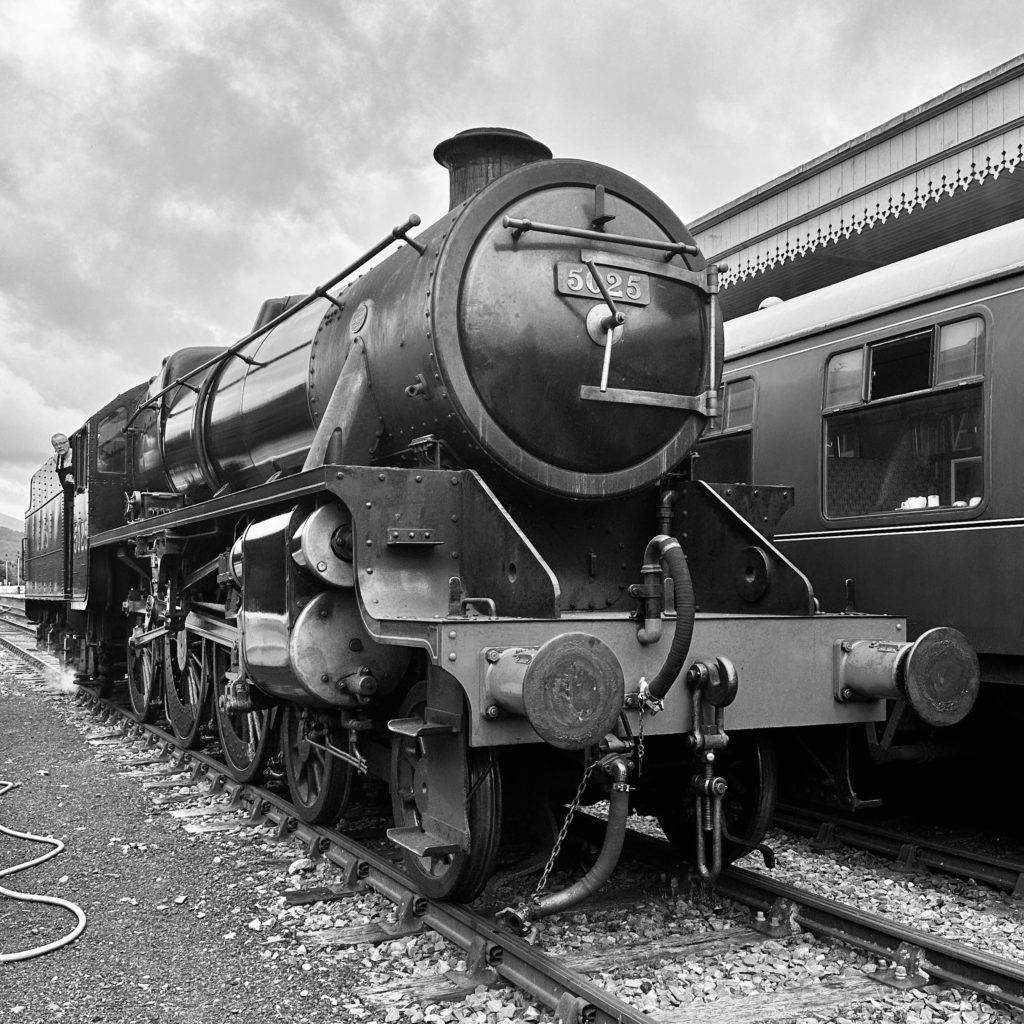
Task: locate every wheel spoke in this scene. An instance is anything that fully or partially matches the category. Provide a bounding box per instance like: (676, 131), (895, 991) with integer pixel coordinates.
(185, 667), (200, 707)
(309, 757), (324, 794)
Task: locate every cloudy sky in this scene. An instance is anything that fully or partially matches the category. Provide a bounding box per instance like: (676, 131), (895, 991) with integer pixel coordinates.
(1, 0), (1021, 524)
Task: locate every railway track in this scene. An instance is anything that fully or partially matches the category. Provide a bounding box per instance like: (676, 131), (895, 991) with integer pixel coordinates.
(3, 628), (1023, 1021)
(73, 700), (655, 1024)
(572, 815), (1024, 1015)
(0, 627), (661, 1023)
(0, 611), (61, 679)
(773, 804), (1024, 899)
(0, 608), (38, 633)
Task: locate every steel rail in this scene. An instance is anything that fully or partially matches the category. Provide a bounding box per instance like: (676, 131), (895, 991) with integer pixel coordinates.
(64, 689), (657, 1024)
(0, 630), (62, 680)
(573, 817), (1024, 1013)
(773, 805), (1024, 898)
(0, 613), (39, 636)
(717, 866), (1024, 1011)
(0, 596), (29, 618)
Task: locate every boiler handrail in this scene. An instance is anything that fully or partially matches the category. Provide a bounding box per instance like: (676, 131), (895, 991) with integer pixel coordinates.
(125, 214), (422, 428)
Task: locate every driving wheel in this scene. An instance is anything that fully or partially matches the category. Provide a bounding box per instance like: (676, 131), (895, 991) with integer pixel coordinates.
(164, 629), (212, 749)
(390, 682), (501, 902)
(126, 640), (161, 724)
(281, 705), (354, 824)
(214, 676), (278, 784)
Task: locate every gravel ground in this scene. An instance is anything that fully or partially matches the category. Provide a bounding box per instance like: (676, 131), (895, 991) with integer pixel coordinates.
(741, 829), (1024, 965)
(0, 656), (369, 1023)
(0, 655), (544, 1024)
(3, 652), (1023, 1024)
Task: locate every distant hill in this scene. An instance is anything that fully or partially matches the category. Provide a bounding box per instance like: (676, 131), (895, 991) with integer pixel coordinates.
(0, 512), (23, 532)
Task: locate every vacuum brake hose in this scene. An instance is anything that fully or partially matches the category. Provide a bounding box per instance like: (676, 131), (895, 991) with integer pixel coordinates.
(529, 756), (631, 919)
(0, 780), (87, 961)
(643, 534), (696, 702)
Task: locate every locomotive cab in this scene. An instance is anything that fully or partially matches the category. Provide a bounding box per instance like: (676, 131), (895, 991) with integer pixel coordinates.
(26, 385), (150, 678)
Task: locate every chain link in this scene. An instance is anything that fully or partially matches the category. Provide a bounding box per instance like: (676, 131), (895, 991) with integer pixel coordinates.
(532, 758), (599, 899)
(637, 701), (646, 778)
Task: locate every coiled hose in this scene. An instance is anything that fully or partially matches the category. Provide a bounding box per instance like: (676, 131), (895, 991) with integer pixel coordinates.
(0, 780), (87, 961)
(643, 534), (696, 701)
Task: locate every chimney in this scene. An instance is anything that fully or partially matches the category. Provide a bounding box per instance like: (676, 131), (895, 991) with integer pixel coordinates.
(433, 128), (552, 210)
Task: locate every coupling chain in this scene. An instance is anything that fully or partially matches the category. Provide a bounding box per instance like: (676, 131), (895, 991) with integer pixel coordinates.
(532, 758), (599, 899)
(637, 700), (646, 778)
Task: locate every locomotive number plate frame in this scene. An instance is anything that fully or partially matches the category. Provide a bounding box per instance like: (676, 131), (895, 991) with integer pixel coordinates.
(555, 263), (651, 306)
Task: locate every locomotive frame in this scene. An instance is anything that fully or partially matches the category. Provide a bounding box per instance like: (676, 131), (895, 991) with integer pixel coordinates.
(24, 129), (980, 913)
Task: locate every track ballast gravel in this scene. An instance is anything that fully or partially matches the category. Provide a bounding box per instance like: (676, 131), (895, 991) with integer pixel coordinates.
(0, 658), (365, 1023)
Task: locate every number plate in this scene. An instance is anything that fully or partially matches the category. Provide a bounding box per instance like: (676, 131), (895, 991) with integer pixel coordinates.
(555, 263), (651, 306)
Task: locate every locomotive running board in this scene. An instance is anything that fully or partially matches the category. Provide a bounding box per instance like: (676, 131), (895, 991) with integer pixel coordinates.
(91, 465), (561, 621)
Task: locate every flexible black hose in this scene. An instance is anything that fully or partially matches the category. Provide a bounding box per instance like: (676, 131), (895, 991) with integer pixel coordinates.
(530, 758), (630, 919)
(644, 535), (696, 701)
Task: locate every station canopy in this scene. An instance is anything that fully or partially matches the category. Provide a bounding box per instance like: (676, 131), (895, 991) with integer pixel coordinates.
(690, 54), (1024, 320)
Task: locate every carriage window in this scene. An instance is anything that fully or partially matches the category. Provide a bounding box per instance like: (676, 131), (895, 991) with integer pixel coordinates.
(694, 377), (755, 483)
(936, 318), (984, 383)
(824, 349), (864, 408)
(723, 377), (755, 430)
(704, 377), (756, 434)
(97, 407), (127, 474)
(824, 319), (984, 519)
(869, 331), (931, 400)
(693, 434), (752, 483)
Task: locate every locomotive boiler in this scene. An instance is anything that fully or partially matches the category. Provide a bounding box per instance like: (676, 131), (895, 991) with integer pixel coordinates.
(24, 129), (980, 913)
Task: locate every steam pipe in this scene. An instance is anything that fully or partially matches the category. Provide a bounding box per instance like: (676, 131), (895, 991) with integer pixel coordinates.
(657, 489), (676, 536)
(642, 535), (696, 702)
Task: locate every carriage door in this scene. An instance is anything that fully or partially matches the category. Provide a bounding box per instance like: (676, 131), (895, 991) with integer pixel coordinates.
(69, 428), (89, 603)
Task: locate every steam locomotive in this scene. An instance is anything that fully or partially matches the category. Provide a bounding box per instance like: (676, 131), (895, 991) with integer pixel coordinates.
(24, 129), (980, 914)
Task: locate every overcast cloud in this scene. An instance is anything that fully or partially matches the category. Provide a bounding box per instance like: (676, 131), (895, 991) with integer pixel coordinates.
(1, 0), (1021, 521)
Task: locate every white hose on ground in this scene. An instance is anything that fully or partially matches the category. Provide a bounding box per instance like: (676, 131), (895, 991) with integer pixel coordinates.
(0, 779), (87, 961)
